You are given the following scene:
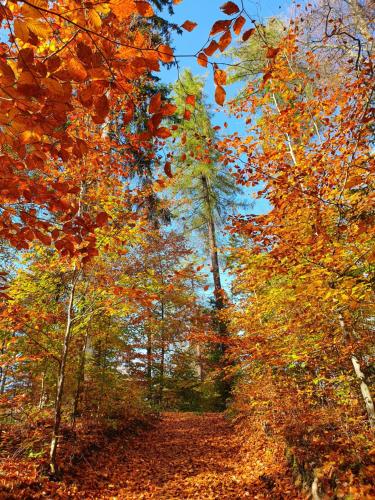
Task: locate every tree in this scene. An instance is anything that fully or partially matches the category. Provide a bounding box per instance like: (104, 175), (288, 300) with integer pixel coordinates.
(170, 69), (243, 404)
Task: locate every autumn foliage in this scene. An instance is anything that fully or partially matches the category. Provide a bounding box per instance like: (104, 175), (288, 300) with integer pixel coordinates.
(0, 0), (374, 498)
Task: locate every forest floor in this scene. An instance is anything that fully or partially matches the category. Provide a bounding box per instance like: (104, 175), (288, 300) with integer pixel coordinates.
(0, 412), (303, 499)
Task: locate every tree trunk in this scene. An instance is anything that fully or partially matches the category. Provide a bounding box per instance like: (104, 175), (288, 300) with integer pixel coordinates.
(195, 343), (203, 383)
(49, 275), (77, 476)
(201, 175), (223, 310)
(0, 368), (7, 394)
(201, 175), (231, 405)
(351, 355), (375, 428)
(159, 300), (165, 405)
(39, 366), (47, 409)
(146, 329), (153, 399)
(71, 329), (89, 427)
(338, 313), (375, 428)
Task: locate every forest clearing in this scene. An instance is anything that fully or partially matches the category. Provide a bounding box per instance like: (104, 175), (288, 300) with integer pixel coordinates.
(0, 0), (374, 498)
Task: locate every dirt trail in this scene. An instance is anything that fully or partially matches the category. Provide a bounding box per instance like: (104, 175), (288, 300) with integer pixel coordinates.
(67, 412), (301, 499)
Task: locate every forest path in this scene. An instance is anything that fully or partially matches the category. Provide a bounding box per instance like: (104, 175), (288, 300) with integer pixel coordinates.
(69, 412), (301, 499)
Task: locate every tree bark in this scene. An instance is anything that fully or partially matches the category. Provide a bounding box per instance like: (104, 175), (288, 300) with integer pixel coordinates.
(351, 355), (375, 428)
(338, 313), (375, 428)
(0, 368), (7, 394)
(201, 175), (223, 310)
(159, 300), (165, 405)
(71, 328), (89, 427)
(49, 274), (77, 476)
(201, 175), (231, 405)
(39, 366), (47, 409)
(146, 328), (153, 399)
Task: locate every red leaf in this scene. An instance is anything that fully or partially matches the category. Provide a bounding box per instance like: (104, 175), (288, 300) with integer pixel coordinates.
(242, 28), (255, 41)
(233, 15), (245, 35)
(186, 95), (196, 107)
(220, 1), (240, 15)
(267, 46), (281, 58)
(204, 40), (219, 56)
(210, 19), (231, 36)
(184, 109), (192, 120)
(181, 20), (197, 32)
(219, 30), (232, 52)
(135, 1), (154, 17)
(149, 92), (162, 114)
(96, 211), (109, 226)
(161, 103), (177, 116)
(156, 127), (171, 139)
(164, 161), (173, 178)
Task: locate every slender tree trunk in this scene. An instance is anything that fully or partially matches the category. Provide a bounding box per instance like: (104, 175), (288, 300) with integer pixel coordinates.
(338, 313), (375, 428)
(159, 300), (165, 405)
(0, 338), (8, 394)
(71, 329), (89, 427)
(351, 355), (375, 428)
(201, 175), (231, 405)
(195, 343), (203, 383)
(146, 329), (153, 399)
(49, 274), (77, 476)
(39, 366), (47, 409)
(0, 368), (7, 394)
(201, 175), (223, 310)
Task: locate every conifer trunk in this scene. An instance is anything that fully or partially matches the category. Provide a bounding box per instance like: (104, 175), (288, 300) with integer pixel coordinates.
(201, 175), (223, 310)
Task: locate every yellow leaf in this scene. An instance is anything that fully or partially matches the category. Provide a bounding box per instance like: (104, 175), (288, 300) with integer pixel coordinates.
(25, 18), (52, 39)
(20, 130), (41, 144)
(88, 9), (102, 29)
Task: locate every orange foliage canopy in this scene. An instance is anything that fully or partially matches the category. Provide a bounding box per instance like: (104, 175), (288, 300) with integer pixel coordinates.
(0, 0), (175, 258)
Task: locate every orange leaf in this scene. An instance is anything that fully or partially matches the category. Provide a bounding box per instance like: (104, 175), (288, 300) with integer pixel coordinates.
(204, 40), (219, 56)
(135, 1), (154, 17)
(210, 19), (231, 36)
(184, 109), (192, 120)
(149, 92), (162, 114)
(186, 95), (196, 107)
(156, 127), (171, 139)
(161, 103), (177, 116)
(157, 45), (174, 63)
(197, 52), (208, 67)
(181, 20), (197, 32)
(215, 85), (226, 106)
(214, 69), (227, 86)
(219, 30), (232, 52)
(233, 15), (245, 35)
(267, 46), (281, 58)
(14, 19), (30, 42)
(220, 1), (240, 15)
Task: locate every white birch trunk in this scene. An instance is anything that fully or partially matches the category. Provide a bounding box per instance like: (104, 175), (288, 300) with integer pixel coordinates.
(351, 355), (375, 428)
